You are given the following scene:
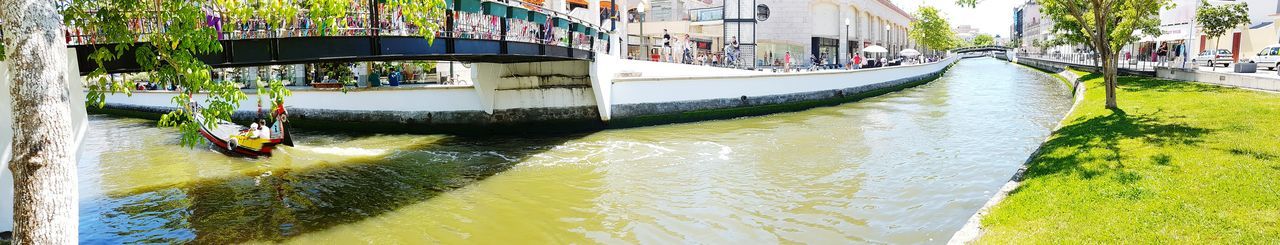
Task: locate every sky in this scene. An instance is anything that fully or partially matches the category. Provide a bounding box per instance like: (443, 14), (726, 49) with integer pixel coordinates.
(890, 0), (1026, 38)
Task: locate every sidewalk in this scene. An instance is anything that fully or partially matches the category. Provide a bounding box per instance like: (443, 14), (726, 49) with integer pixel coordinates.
(1020, 54), (1280, 79)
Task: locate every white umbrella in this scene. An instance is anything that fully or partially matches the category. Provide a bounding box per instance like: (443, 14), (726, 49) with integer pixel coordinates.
(899, 48), (921, 56)
(863, 45), (888, 53)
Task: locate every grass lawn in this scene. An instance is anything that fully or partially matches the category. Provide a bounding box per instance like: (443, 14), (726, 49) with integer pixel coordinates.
(979, 74), (1280, 243)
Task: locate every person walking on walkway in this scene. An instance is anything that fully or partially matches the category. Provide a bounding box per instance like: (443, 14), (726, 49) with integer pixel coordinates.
(662, 29), (672, 63)
(852, 53), (863, 69)
(784, 52), (792, 72)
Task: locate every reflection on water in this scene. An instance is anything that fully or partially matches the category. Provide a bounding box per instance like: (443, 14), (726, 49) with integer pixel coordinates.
(79, 58), (1072, 244)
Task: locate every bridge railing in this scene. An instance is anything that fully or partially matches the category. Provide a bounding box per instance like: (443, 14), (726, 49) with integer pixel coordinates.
(54, 0), (614, 55)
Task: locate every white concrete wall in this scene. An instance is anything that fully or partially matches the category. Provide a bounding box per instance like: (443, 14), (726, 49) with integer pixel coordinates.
(108, 61), (604, 115)
(493, 88), (597, 110)
(103, 55), (959, 124)
(616, 59), (766, 77)
(611, 56), (958, 105)
(103, 86), (487, 113)
(471, 61), (600, 112)
(1156, 67), (1280, 92)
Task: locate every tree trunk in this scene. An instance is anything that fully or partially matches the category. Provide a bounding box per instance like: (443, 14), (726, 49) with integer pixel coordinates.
(1093, 35), (1119, 109)
(1213, 37), (1222, 71)
(1103, 51), (1119, 109)
(0, 0), (79, 243)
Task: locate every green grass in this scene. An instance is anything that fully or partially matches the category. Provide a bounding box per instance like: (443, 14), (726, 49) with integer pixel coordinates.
(979, 74), (1280, 243)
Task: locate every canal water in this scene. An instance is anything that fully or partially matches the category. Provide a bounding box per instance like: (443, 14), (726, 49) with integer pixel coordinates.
(78, 57), (1072, 244)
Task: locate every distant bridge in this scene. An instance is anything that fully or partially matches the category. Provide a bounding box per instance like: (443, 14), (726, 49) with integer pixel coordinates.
(952, 45), (1012, 53)
(60, 0), (617, 75)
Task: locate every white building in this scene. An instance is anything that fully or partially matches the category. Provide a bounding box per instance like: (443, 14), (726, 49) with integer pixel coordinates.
(749, 0), (915, 66)
(955, 25), (980, 43)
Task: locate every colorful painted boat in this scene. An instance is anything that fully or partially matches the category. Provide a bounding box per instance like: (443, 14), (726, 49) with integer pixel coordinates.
(194, 110), (293, 158)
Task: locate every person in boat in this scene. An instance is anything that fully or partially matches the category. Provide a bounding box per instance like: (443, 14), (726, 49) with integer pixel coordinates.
(227, 118), (272, 150)
(256, 119), (267, 137)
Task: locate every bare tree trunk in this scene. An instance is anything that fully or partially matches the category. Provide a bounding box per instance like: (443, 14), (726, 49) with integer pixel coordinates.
(1213, 37), (1222, 71)
(0, 0), (79, 243)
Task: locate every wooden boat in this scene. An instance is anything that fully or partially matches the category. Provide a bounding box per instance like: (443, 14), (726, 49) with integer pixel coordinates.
(194, 108), (293, 158)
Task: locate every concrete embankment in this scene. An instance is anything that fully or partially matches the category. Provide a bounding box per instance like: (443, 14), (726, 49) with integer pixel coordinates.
(95, 55), (960, 133)
(606, 56), (958, 127)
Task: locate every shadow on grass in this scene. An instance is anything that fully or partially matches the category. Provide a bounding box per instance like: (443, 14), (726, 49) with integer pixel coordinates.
(1022, 108), (1212, 181)
(83, 134), (588, 244)
(1226, 148), (1278, 161)
(1078, 73), (1102, 82)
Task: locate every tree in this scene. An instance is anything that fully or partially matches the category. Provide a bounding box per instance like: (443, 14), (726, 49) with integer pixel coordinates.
(1, 0), (445, 241)
(1010, 37), (1023, 50)
(973, 34), (995, 46)
(909, 6), (960, 52)
(1037, 0), (1170, 109)
(1196, 1), (1250, 70)
(0, 0), (78, 243)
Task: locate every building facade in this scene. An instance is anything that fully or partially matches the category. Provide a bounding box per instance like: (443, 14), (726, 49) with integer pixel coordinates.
(955, 25), (979, 43)
(752, 0), (914, 67)
(625, 0), (722, 61)
(1013, 0), (1043, 51)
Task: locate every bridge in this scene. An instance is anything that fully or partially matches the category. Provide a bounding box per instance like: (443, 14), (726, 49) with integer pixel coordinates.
(952, 45), (1012, 54)
(61, 0), (618, 75)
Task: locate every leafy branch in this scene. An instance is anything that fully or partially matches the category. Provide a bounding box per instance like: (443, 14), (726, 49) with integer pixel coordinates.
(63, 0), (444, 147)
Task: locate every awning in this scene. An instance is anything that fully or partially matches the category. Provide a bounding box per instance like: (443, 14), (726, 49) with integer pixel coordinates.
(1155, 33), (1188, 42)
(1250, 21), (1274, 29)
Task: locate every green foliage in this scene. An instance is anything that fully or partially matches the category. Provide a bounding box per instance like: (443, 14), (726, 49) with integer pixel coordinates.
(385, 0), (447, 43)
(413, 61), (437, 72)
(1009, 37), (1022, 49)
(256, 78), (292, 116)
(909, 6), (959, 51)
(1039, 0), (1168, 54)
(63, 0), (445, 147)
(303, 0), (351, 36)
(981, 73), (1280, 243)
(1196, 1), (1250, 42)
(973, 34), (995, 46)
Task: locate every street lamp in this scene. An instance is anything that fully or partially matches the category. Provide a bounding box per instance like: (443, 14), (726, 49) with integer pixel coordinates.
(637, 4), (645, 60)
(845, 18), (850, 64)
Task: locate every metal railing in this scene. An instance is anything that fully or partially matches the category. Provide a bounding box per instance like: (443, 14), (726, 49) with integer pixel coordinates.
(1015, 52), (1197, 72)
(52, 0), (613, 54)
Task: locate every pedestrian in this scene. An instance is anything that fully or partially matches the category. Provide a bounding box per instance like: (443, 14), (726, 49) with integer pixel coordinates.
(852, 53), (863, 69)
(784, 52), (792, 72)
(662, 29), (672, 62)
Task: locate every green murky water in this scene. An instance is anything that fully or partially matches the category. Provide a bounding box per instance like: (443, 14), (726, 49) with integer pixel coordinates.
(79, 58), (1072, 244)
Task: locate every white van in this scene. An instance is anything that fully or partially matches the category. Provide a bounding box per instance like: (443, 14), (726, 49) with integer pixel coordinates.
(1245, 44), (1280, 70)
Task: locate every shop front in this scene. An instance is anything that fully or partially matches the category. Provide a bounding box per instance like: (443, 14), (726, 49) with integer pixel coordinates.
(811, 37), (840, 67)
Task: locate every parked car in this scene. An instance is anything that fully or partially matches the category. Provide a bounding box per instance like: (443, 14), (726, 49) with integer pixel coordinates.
(1191, 49), (1233, 67)
(1244, 44), (1280, 70)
